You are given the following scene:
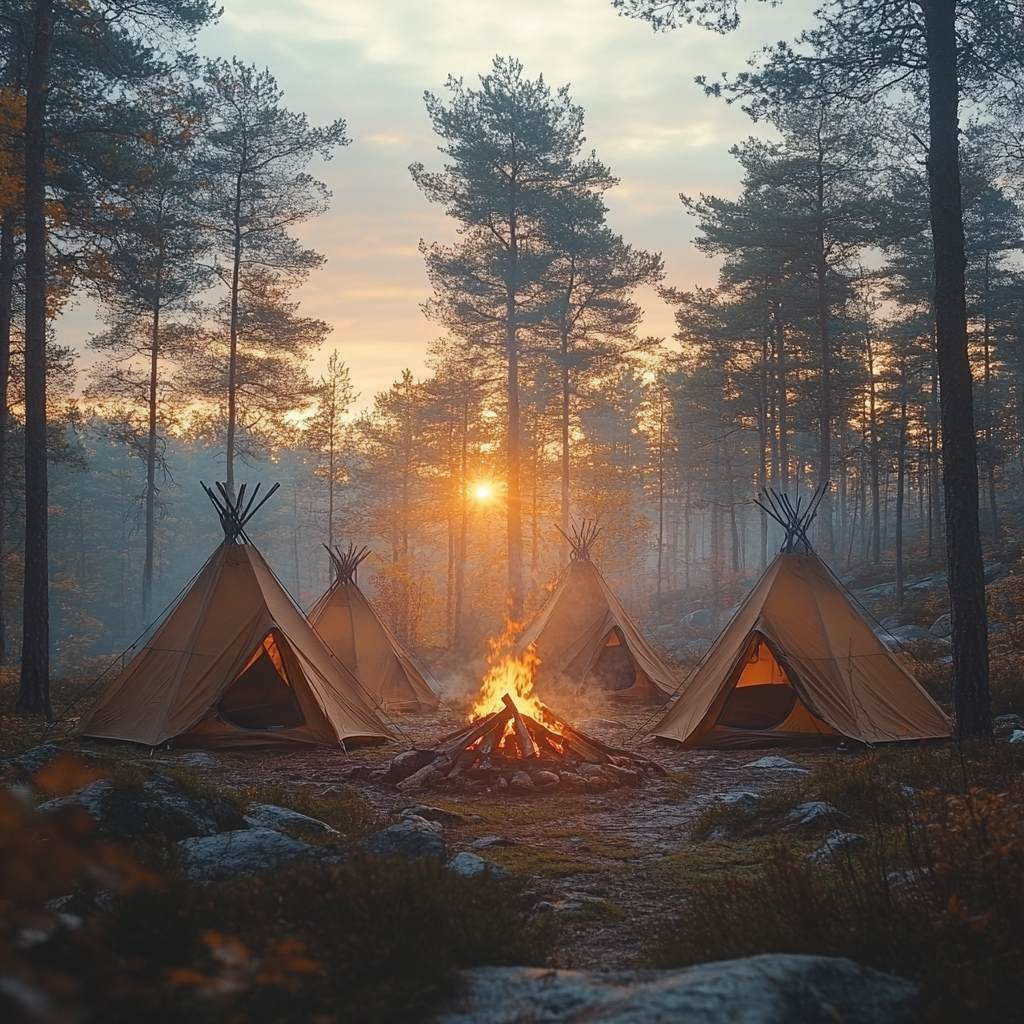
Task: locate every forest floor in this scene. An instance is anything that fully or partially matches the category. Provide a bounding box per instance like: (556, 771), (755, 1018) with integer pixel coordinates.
(143, 697), (834, 970)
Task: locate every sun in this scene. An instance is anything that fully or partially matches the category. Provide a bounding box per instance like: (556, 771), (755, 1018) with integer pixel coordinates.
(474, 484), (491, 500)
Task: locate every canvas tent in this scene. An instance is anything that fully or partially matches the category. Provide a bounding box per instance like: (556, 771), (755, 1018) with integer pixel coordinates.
(651, 491), (951, 748)
(77, 484), (392, 749)
(308, 544), (441, 712)
(515, 523), (678, 700)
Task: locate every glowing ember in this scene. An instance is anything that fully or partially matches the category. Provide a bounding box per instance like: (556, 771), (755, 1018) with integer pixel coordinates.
(469, 618), (561, 731)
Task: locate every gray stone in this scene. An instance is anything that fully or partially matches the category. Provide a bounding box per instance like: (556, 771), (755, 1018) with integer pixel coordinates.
(361, 818), (448, 861)
(385, 748), (440, 784)
(1009, 730), (1024, 745)
(38, 774), (244, 840)
(434, 954), (916, 1024)
(509, 771), (534, 794)
(930, 613), (952, 638)
(559, 772), (589, 789)
(783, 802), (853, 832)
(447, 852), (511, 881)
(880, 613), (909, 630)
(470, 836), (516, 851)
(713, 791), (761, 814)
(244, 803), (339, 836)
(682, 608), (715, 633)
(402, 804), (465, 825)
(744, 756), (810, 773)
(1, 743), (64, 777)
(532, 770), (560, 789)
(177, 828), (313, 881)
(807, 830), (870, 864)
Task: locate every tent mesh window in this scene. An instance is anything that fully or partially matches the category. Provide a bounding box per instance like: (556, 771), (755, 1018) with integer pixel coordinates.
(219, 633), (305, 731)
(717, 638), (797, 730)
(584, 628), (638, 692)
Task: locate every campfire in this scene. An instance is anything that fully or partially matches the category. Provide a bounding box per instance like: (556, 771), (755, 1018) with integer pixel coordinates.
(399, 622), (661, 795)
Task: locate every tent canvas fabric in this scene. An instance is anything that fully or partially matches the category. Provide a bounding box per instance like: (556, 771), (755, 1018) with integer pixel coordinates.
(651, 551), (951, 748)
(77, 542), (393, 749)
(307, 577), (441, 712)
(516, 556), (678, 699)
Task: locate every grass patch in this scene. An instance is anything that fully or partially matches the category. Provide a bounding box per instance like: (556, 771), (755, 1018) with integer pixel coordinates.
(226, 783), (383, 841)
(483, 844), (595, 879)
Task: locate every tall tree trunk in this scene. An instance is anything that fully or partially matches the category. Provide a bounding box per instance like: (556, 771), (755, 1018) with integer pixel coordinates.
(0, 214), (14, 664)
(982, 259), (998, 538)
(226, 165), (244, 499)
(866, 334), (881, 564)
(815, 158), (833, 553)
(775, 305), (789, 492)
(143, 281), (161, 621)
(454, 397), (468, 647)
(506, 219), (523, 618)
(560, 319), (571, 559)
(18, 0), (54, 718)
(923, 0), (990, 739)
(656, 388), (665, 599)
(895, 391), (907, 609)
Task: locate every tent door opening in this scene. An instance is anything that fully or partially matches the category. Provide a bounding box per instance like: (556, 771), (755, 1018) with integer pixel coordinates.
(219, 633), (305, 731)
(584, 628), (637, 692)
(717, 637), (797, 730)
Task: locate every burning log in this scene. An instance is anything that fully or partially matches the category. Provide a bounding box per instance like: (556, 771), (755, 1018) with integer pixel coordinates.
(406, 691), (662, 795)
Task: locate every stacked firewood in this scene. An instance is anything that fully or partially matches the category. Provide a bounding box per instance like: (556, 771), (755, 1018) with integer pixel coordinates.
(397, 693), (664, 795)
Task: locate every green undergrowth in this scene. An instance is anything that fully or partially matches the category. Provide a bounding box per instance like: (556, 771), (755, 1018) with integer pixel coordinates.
(650, 743), (1024, 1024)
(482, 843), (594, 879)
(227, 783), (383, 841)
(2, 756), (555, 1024)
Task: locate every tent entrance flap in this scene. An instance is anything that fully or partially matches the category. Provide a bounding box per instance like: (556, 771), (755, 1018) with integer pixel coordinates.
(584, 628), (637, 692)
(717, 638), (796, 730)
(219, 633), (305, 731)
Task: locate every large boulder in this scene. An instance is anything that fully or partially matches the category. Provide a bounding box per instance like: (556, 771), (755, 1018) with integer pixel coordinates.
(930, 613), (952, 638)
(744, 756), (810, 774)
(782, 802), (853, 832)
(177, 828), (314, 881)
(38, 773), (245, 841)
(807, 830), (870, 864)
(360, 817), (448, 862)
(448, 852), (511, 881)
(713, 791), (761, 814)
(434, 955), (916, 1024)
(244, 803), (339, 837)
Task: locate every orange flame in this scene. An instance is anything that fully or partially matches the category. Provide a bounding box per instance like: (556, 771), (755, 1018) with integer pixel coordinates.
(469, 618), (562, 732)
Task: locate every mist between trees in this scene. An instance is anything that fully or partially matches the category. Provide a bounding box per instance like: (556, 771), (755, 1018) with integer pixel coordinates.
(1, 6), (1023, 699)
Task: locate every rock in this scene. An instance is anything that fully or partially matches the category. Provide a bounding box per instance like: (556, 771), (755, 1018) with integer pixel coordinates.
(402, 804), (464, 825)
(888, 624), (935, 643)
(532, 770), (560, 789)
(930, 613), (952, 638)
(385, 748), (440, 784)
(434, 954), (917, 1024)
(984, 562), (1008, 584)
(177, 828), (313, 881)
(495, 776), (508, 792)
(713, 791), (761, 814)
(880, 613), (909, 630)
(1009, 730), (1024, 745)
(470, 836), (516, 850)
(989, 622), (1004, 635)
(166, 751), (220, 769)
(682, 608), (715, 633)
(448, 852), (511, 881)
(38, 773), (245, 841)
(244, 803), (339, 837)
(744, 756), (810, 773)
(559, 771), (588, 789)
(806, 830), (870, 864)
(360, 818), (448, 861)
(508, 771), (534, 794)
(577, 763), (604, 780)
(1, 743), (64, 777)
(782, 802), (852, 832)
(339, 765), (375, 781)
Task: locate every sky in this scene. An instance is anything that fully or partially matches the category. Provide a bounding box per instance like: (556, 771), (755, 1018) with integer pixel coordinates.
(59, 0), (819, 409)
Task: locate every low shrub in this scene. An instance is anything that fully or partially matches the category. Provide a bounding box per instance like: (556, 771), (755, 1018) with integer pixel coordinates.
(227, 783), (383, 840)
(652, 753), (1024, 1023)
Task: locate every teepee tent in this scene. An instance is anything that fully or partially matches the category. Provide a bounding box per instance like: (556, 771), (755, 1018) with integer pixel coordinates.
(651, 491), (951, 748)
(77, 484), (392, 749)
(308, 544), (441, 712)
(515, 522), (678, 700)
